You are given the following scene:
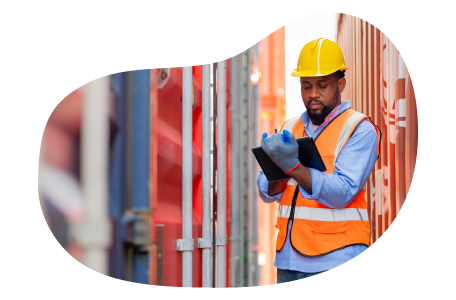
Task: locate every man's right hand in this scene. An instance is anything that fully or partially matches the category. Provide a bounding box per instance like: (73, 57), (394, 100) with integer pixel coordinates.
(261, 130), (301, 174)
(261, 131), (291, 195)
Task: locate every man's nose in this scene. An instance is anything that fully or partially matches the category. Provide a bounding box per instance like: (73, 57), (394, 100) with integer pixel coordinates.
(310, 86), (320, 99)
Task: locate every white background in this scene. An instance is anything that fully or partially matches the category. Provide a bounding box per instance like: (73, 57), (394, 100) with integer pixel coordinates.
(285, 12), (337, 119)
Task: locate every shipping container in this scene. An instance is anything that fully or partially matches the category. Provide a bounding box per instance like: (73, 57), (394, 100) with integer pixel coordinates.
(38, 27), (294, 287)
(337, 13), (456, 287)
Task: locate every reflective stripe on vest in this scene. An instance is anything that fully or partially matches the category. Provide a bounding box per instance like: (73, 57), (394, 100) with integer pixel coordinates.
(278, 204), (369, 221)
(334, 111), (365, 159)
(274, 108), (381, 256)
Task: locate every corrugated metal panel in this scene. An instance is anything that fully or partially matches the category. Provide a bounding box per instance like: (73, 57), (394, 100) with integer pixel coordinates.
(230, 41), (266, 288)
(337, 14), (418, 243)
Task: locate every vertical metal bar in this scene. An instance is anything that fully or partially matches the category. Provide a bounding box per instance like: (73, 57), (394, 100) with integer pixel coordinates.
(182, 66), (193, 287)
(126, 72), (134, 214)
(212, 62), (217, 288)
(207, 64), (215, 287)
(149, 69), (158, 286)
(80, 76), (111, 274)
(132, 71), (151, 212)
(108, 73), (126, 280)
(238, 52), (246, 287)
(124, 72), (134, 282)
(246, 47), (253, 287)
(202, 64), (211, 287)
(229, 55), (240, 287)
(216, 60), (227, 288)
(131, 70), (151, 284)
(254, 100), (260, 285)
(245, 44), (260, 287)
(121, 70), (152, 284)
(251, 45), (260, 286)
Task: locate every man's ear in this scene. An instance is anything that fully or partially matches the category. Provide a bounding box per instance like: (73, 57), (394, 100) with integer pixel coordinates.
(338, 77), (346, 93)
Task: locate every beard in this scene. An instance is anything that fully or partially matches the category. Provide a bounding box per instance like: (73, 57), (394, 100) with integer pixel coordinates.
(306, 87), (339, 125)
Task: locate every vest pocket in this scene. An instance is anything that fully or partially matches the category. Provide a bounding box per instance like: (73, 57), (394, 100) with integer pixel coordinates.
(310, 220), (346, 234)
(320, 155), (335, 174)
(291, 219), (348, 256)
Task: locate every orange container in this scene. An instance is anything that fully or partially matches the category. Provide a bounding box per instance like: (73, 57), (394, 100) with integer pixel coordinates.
(337, 13), (456, 287)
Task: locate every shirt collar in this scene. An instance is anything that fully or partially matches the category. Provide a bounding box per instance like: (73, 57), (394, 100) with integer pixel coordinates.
(300, 100), (352, 138)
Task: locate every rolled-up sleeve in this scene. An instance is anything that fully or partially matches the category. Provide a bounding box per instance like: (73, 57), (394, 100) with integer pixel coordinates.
(298, 121), (379, 209)
(298, 167), (324, 200)
(257, 171), (283, 203)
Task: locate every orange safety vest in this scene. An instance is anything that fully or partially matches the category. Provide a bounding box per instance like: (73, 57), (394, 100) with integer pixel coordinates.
(275, 108), (381, 257)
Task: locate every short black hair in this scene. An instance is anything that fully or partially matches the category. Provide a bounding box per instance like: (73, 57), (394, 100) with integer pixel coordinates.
(333, 70), (346, 80)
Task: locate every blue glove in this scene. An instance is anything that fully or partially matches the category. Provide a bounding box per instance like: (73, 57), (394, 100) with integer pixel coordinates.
(261, 129), (300, 174)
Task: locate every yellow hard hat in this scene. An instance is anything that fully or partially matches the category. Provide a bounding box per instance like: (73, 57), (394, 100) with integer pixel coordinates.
(291, 38), (347, 77)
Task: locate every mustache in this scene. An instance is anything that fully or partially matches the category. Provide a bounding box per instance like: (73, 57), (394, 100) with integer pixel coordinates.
(308, 99), (324, 105)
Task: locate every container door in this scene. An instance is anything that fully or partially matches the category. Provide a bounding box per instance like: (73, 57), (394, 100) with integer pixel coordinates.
(109, 70), (151, 284)
(153, 67), (203, 287)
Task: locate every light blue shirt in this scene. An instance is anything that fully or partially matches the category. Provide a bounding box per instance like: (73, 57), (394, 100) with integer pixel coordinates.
(257, 100), (379, 273)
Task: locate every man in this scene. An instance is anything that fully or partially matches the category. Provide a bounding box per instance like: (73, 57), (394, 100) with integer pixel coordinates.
(257, 38), (381, 284)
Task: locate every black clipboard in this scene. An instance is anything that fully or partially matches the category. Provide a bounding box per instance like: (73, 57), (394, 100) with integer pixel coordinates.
(251, 136), (326, 182)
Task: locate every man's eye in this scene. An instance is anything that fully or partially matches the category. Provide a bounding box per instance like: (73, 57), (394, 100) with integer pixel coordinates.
(319, 85), (328, 89)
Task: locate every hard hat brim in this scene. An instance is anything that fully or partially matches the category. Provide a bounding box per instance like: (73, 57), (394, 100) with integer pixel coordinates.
(291, 66), (348, 77)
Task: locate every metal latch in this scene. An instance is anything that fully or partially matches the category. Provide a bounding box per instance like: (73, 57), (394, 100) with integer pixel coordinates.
(197, 236), (227, 248)
(216, 236), (227, 246)
(197, 237), (212, 249)
(176, 239), (195, 251)
(121, 213), (150, 246)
